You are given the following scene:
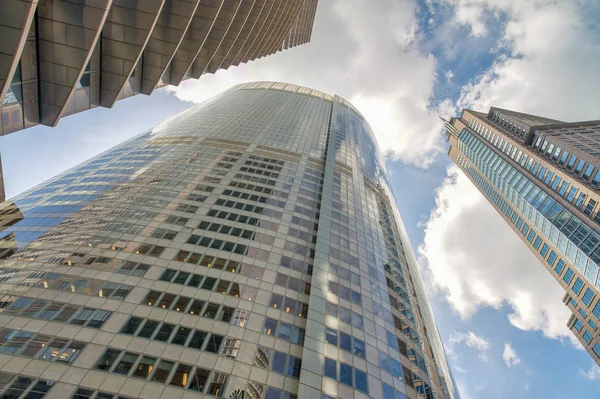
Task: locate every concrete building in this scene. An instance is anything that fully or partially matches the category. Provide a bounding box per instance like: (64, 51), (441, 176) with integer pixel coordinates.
(445, 107), (600, 365)
(0, 0), (318, 136)
(0, 82), (459, 399)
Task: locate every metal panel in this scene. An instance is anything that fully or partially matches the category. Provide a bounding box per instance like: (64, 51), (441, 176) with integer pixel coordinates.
(259, 0), (303, 59)
(230, 0), (281, 67)
(0, 0), (38, 104)
(169, 0), (224, 86)
(198, 0), (255, 75)
(140, 0), (200, 95)
(188, 0), (241, 79)
(100, 0), (164, 107)
(216, 0), (265, 71)
(37, 0), (112, 126)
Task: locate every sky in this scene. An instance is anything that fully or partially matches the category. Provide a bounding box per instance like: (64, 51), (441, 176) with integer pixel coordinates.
(1, 0), (600, 398)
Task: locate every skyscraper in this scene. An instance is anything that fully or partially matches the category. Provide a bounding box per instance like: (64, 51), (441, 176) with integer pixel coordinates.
(0, 0), (318, 136)
(445, 107), (600, 365)
(0, 82), (459, 399)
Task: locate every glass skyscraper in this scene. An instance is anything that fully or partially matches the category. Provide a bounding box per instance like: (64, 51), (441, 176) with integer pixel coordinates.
(445, 107), (600, 366)
(0, 82), (458, 399)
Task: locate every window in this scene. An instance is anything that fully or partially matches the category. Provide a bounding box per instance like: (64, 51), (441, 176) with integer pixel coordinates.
(594, 343), (600, 358)
(204, 334), (223, 353)
(152, 360), (175, 383)
(574, 319), (583, 332)
(170, 364), (192, 388)
(189, 368), (210, 392)
(533, 237), (542, 250)
(207, 372), (228, 396)
(354, 369), (368, 394)
(540, 243), (549, 257)
(547, 251), (557, 266)
(584, 331), (593, 344)
(114, 352), (138, 375)
(572, 278), (584, 295)
(324, 358), (337, 379)
(563, 268), (575, 284)
(132, 356), (156, 379)
(583, 288), (595, 307)
(95, 349), (121, 371)
(555, 259), (566, 275)
(340, 363), (353, 386)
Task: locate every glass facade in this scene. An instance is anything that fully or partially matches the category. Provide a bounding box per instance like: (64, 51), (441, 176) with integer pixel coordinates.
(446, 107), (600, 367)
(0, 82), (458, 399)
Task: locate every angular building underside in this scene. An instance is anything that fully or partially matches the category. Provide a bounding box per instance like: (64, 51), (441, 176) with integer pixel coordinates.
(445, 107), (600, 366)
(0, 0), (318, 136)
(0, 82), (459, 399)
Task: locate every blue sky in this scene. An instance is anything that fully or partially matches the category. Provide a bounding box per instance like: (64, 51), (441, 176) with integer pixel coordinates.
(1, 0), (600, 398)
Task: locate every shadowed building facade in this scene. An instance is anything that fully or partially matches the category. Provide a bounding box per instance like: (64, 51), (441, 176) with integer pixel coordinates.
(0, 82), (459, 399)
(0, 0), (318, 136)
(445, 107), (600, 366)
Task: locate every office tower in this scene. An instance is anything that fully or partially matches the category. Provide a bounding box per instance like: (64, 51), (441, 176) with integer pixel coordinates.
(0, 0), (318, 136)
(0, 82), (459, 399)
(444, 107), (600, 365)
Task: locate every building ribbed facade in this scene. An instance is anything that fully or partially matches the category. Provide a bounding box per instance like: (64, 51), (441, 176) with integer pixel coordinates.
(0, 0), (318, 136)
(445, 107), (600, 366)
(0, 82), (458, 399)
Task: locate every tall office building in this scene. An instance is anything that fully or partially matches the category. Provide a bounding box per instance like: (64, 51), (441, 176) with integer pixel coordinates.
(0, 82), (459, 399)
(0, 0), (318, 136)
(445, 107), (600, 365)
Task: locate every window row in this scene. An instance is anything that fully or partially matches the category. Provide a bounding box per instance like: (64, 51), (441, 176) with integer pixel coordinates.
(327, 281), (362, 305)
(254, 346), (302, 379)
(325, 301), (364, 330)
(269, 293), (308, 318)
(291, 215), (318, 231)
(179, 231), (250, 254)
(35, 273), (132, 300)
(324, 327), (366, 359)
(378, 350), (404, 380)
(71, 388), (133, 399)
(0, 328), (85, 363)
(275, 272), (311, 295)
(0, 373), (54, 399)
(246, 381), (297, 399)
(142, 290), (249, 322)
(120, 316), (237, 356)
(234, 173), (276, 186)
(95, 348), (229, 395)
(214, 198), (268, 216)
(1, 297), (112, 328)
(328, 262), (361, 286)
(323, 357), (368, 394)
(221, 189), (286, 209)
(207, 208), (261, 226)
(263, 318), (305, 346)
(228, 180), (276, 195)
(283, 240), (314, 258)
(280, 255), (313, 275)
(287, 227), (316, 244)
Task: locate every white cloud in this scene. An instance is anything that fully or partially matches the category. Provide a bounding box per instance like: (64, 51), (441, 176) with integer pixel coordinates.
(447, 330), (492, 362)
(579, 363), (600, 381)
(419, 165), (577, 344)
(169, 0), (448, 167)
(419, 0), (598, 347)
(449, 0), (600, 121)
(502, 342), (521, 367)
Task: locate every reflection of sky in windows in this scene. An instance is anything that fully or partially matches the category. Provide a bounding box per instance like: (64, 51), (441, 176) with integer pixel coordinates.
(0, 133), (158, 250)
